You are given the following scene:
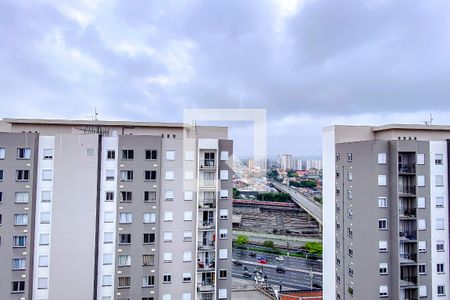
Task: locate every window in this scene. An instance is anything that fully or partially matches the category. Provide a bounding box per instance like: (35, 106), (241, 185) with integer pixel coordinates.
(142, 276), (155, 287)
(347, 153), (352, 162)
(378, 197), (387, 208)
(0, 192), (2, 202)
(220, 151), (229, 160)
(379, 241), (388, 252)
(14, 214), (28, 226)
(182, 294), (191, 300)
(418, 264), (426, 274)
(347, 190), (352, 200)
(105, 169), (115, 181)
(106, 150), (115, 160)
(219, 229), (228, 239)
(11, 281), (25, 293)
(145, 149), (157, 160)
(347, 171), (352, 181)
(119, 234), (131, 244)
(164, 190), (174, 201)
(39, 233), (50, 245)
(120, 170), (133, 181)
(144, 170), (157, 181)
(166, 150), (175, 160)
(184, 230), (193, 242)
(143, 254), (155, 266)
(436, 240), (445, 252)
(163, 231), (173, 242)
(103, 253), (112, 265)
(164, 211), (173, 222)
(15, 192), (29, 203)
(182, 272), (192, 282)
(105, 191), (114, 202)
(163, 295), (172, 300)
(417, 153), (425, 165)
(102, 275), (112, 287)
(119, 212), (132, 224)
(379, 285), (388, 297)
(378, 153), (387, 164)
(37, 277), (48, 290)
(219, 269), (228, 279)
(419, 286), (427, 298)
(118, 276), (131, 288)
(184, 211), (193, 221)
(42, 169), (52, 181)
(379, 263), (388, 275)
(184, 191), (193, 201)
(183, 251), (192, 262)
(435, 153), (443, 165)
(0, 170), (3, 181)
(347, 209), (353, 218)
(348, 248), (353, 257)
(436, 175), (444, 187)
(219, 289), (227, 299)
(43, 148), (53, 159)
(418, 219), (427, 230)
(17, 148), (31, 159)
(39, 255), (49, 267)
(121, 150), (134, 160)
(40, 212), (51, 224)
(185, 151), (194, 161)
(378, 175), (387, 186)
(219, 249), (228, 259)
(163, 252), (173, 262)
(418, 241), (427, 252)
(12, 258), (26, 270)
(437, 263), (445, 273)
(12, 236), (27, 247)
(417, 197), (426, 208)
(220, 170), (229, 180)
(165, 170), (174, 180)
(104, 212), (114, 223)
(417, 175), (425, 187)
(437, 285), (446, 296)
(436, 196), (444, 207)
(16, 170), (30, 181)
(143, 233), (155, 244)
(348, 267), (353, 276)
(219, 209), (228, 219)
(143, 212), (156, 224)
(86, 148), (95, 156)
(0, 147), (4, 159)
(378, 219), (387, 230)
(436, 218), (445, 230)
(220, 189), (229, 199)
(104, 232), (113, 244)
(120, 191), (132, 202)
(118, 255), (131, 266)
(144, 191), (157, 202)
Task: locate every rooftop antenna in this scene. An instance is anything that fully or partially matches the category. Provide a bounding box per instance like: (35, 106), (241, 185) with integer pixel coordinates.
(423, 113), (433, 125)
(94, 108), (99, 121)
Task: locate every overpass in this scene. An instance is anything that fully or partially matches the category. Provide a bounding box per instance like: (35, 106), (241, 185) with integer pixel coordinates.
(270, 181), (323, 226)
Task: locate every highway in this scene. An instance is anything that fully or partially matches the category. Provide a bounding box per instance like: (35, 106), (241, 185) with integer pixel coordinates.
(232, 248), (323, 290)
(270, 181), (323, 225)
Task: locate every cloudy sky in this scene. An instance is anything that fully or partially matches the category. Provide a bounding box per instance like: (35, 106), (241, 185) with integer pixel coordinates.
(1, 0), (450, 156)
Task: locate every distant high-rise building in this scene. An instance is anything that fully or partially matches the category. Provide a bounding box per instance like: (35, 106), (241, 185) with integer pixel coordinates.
(323, 124), (450, 300)
(280, 154), (292, 170)
(306, 160), (312, 170)
(0, 118), (233, 300)
(247, 158), (254, 170)
(294, 159), (303, 170)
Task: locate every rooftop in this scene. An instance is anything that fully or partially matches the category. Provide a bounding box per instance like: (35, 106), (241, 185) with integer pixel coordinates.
(2, 118), (186, 128)
(372, 123), (450, 132)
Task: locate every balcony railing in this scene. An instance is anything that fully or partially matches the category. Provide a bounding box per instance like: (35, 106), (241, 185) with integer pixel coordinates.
(399, 208), (417, 218)
(400, 276), (417, 287)
(199, 220), (216, 229)
(197, 260), (215, 270)
(200, 159), (216, 169)
(399, 164), (416, 174)
(199, 180), (216, 188)
(400, 253), (417, 263)
(399, 231), (417, 241)
(199, 198), (216, 209)
(197, 281), (215, 292)
(399, 186), (416, 195)
(198, 241), (215, 250)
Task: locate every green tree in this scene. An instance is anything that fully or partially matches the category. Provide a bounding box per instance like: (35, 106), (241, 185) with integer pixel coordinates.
(235, 235), (249, 246)
(263, 240), (275, 248)
(233, 187), (241, 199)
(304, 242), (323, 255)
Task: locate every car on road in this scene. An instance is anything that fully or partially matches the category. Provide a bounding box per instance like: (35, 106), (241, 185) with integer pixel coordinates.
(276, 266), (286, 273)
(258, 259), (268, 264)
(249, 252), (256, 257)
(243, 271), (252, 278)
(275, 256), (284, 261)
(233, 261), (243, 266)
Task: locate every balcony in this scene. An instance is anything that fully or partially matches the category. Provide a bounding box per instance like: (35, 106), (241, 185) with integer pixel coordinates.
(199, 198), (216, 209)
(199, 220), (216, 230)
(198, 240), (215, 250)
(200, 159), (216, 169)
(399, 208), (417, 219)
(197, 281), (215, 292)
(199, 180), (216, 189)
(197, 260), (215, 271)
(399, 164), (416, 174)
(199, 293), (214, 300)
(399, 231), (417, 241)
(400, 276), (417, 287)
(399, 186), (416, 196)
(400, 253), (417, 264)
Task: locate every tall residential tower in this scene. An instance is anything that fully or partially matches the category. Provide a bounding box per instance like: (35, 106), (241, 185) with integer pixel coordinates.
(0, 118), (233, 300)
(324, 124), (450, 300)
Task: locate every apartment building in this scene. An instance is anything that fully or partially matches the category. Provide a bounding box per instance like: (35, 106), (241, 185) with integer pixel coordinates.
(323, 124), (450, 300)
(0, 118), (233, 300)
